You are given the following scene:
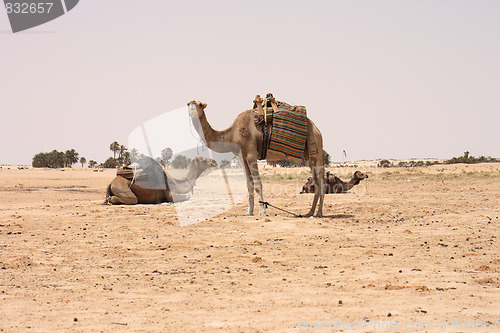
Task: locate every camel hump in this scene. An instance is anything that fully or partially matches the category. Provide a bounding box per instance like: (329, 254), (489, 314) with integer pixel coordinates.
(116, 156), (167, 189)
(135, 156), (168, 190)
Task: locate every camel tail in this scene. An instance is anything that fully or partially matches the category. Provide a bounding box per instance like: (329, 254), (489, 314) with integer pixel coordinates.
(104, 184), (112, 204)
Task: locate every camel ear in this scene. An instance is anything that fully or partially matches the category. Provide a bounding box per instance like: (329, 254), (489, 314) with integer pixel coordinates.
(201, 103), (207, 109)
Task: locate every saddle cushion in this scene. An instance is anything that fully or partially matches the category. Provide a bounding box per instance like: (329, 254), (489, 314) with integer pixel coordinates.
(117, 168), (134, 180)
(268, 102), (308, 160)
(116, 157), (168, 190)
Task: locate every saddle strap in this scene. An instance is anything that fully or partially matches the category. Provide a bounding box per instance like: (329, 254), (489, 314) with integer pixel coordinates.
(260, 122), (268, 160)
(270, 100), (279, 114)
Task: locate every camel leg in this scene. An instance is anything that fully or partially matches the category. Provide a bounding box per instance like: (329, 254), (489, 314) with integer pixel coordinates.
(308, 153), (326, 217)
(315, 165), (325, 217)
(304, 165), (320, 217)
(304, 164), (325, 217)
(304, 149), (325, 217)
(242, 157), (255, 216)
(302, 120), (325, 218)
(246, 154), (266, 216)
(108, 178), (138, 205)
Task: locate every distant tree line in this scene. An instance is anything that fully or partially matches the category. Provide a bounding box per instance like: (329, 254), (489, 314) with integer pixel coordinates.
(104, 143), (192, 169)
(378, 151), (499, 168)
(444, 151), (498, 164)
(32, 149), (81, 168)
(37, 147), (497, 171)
(378, 159), (439, 168)
(30, 142), (199, 170)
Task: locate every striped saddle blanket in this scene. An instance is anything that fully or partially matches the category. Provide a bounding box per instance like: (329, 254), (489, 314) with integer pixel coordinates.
(268, 102), (308, 160)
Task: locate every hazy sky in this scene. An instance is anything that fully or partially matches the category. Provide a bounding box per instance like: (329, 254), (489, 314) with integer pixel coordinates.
(1, 0), (499, 165)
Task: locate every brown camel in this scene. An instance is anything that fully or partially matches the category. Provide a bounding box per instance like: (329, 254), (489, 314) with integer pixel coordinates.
(105, 156), (217, 205)
(301, 171), (368, 194)
(188, 99), (325, 217)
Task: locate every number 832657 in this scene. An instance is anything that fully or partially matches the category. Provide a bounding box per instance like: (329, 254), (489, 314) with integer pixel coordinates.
(5, 2), (53, 14)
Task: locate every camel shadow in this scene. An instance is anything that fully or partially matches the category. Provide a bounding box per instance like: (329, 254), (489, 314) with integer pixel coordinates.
(316, 214), (355, 219)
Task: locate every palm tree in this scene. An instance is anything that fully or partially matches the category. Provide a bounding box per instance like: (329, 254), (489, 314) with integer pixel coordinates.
(161, 147), (173, 167)
(119, 145), (127, 158)
(171, 155), (191, 169)
(79, 157), (87, 167)
(88, 160), (97, 168)
(109, 141), (120, 159)
(32, 152), (49, 168)
(122, 151), (131, 166)
(48, 150), (65, 168)
(116, 144), (127, 166)
(64, 149), (79, 168)
(103, 157), (118, 168)
(130, 148), (139, 162)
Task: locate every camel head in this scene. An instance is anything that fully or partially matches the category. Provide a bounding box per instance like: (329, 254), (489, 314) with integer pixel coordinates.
(189, 156), (217, 172)
(188, 100), (207, 119)
(353, 171), (368, 180)
(300, 177), (314, 194)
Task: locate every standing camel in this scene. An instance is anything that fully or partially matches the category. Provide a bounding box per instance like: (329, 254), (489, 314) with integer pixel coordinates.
(105, 156), (216, 205)
(188, 100), (325, 217)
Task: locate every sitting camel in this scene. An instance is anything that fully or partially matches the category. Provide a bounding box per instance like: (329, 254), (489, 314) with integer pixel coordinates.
(301, 171), (368, 194)
(105, 156), (216, 205)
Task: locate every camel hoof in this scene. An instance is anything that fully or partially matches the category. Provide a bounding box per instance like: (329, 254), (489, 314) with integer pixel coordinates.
(245, 212), (254, 216)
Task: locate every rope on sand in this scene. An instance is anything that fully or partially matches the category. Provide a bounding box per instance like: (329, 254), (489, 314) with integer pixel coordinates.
(259, 201), (303, 218)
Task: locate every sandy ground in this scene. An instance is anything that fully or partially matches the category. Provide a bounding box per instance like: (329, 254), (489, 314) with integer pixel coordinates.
(0, 163), (499, 332)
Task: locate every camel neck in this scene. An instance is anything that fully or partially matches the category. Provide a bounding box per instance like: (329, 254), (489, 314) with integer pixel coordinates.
(193, 111), (233, 152)
(185, 163), (204, 186)
(168, 162), (205, 194)
(346, 177), (360, 190)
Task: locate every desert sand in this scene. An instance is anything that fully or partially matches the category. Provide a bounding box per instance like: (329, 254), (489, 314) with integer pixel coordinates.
(0, 163), (499, 332)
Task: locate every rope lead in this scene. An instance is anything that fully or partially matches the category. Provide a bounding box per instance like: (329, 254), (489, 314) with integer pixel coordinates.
(259, 201), (303, 218)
